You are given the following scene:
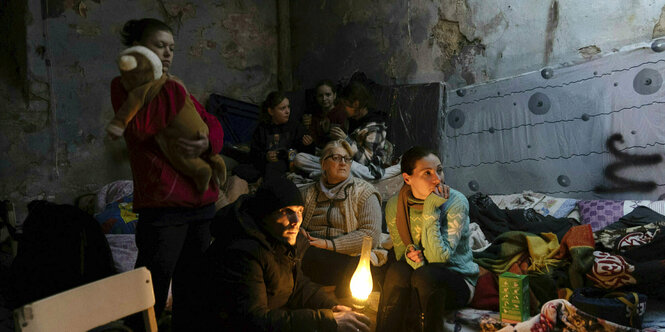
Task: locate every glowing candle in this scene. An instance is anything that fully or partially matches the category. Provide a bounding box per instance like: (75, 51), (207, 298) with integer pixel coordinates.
(350, 236), (373, 308)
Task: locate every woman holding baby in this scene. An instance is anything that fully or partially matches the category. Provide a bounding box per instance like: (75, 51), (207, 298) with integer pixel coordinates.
(110, 18), (223, 330)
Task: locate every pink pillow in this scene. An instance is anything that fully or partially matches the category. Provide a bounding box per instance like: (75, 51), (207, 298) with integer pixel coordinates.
(577, 200), (624, 232)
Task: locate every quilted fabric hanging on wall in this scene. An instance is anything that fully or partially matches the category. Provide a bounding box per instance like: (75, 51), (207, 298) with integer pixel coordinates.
(443, 41), (665, 201)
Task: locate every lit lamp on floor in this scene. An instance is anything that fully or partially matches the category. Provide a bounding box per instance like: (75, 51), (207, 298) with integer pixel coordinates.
(349, 236), (373, 310)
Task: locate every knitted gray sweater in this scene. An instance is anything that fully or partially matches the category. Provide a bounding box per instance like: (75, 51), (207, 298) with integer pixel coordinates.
(300, 177), (382, 255)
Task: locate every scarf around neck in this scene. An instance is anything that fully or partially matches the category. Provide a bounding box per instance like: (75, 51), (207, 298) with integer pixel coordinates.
(396, 184), (424, 248)
(319, 175), (352, 199)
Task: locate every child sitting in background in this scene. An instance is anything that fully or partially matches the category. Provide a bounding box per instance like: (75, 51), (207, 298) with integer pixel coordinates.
(304, 79), (348, 150)
(234, 91), (314, 183)
(295, 80), (400, 180)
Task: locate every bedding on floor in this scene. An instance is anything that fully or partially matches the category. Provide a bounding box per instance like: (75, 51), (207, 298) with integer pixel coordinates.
(90, 180), (665, 331)
(88, 181), (665, 331)
(458, 191), (665, 331)
(13, 179), (661, 332)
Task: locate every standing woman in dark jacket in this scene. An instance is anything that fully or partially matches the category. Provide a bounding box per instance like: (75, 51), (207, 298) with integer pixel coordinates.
(236, 91), (314, 182)
(189, 177), (371, 332)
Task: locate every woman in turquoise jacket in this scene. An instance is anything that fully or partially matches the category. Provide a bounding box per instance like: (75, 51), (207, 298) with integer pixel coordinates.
(376, 146), (479, 332)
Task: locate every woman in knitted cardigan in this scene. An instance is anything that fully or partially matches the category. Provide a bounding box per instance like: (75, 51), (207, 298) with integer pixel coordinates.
(299, 139), (388, 299)
(376, 146), (479, 332)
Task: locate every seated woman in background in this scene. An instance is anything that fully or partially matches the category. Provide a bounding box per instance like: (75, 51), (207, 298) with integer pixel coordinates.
(235, 91), (314, 182)
(295, 80), (400, 180)
(299, 139), (391, 299)
(376, 146), (478, 332)
(305, 79), (348, 150)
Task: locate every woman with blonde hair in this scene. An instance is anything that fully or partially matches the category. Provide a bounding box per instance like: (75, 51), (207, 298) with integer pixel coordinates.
(299, 139), (390, 298)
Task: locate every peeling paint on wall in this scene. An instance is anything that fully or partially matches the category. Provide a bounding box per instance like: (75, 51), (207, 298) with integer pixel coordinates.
(407, 5), (430, 45)
(578, 45), (601, 59)
(430, 10), (484, 84)
(653, 4), (665, 38)
(1, 0), (279, 223)
(68, 23), (101, 36)
(189, 39), (216, 57)
(454, 43), (485, 85)
(42, 0), (75, 18)
(386, 50), (418, 83)
(431, 18), (466, 71)
(156, 0), (197, 32)
(544, 0), (559, 65)
(221, 9), (276, 62)
(65, 61), (85, 77)
(219, 7), (277, 78)
(42, 0), (94, 18)
(292, 0), (665, 91)
(221, 40), (246, 69)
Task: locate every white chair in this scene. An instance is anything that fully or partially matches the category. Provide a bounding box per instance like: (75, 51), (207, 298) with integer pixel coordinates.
(14, 267), (157, 332)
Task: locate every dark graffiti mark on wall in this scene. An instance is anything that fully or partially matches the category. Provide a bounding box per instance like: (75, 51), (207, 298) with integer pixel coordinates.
(595, 133), (662, 193)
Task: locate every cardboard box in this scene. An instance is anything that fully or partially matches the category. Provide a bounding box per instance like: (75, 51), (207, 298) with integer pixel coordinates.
(499, 272), (530, 323)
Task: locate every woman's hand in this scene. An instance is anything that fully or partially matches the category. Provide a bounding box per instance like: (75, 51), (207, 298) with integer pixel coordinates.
(332, 305), (352, 312)
(266, 150), (278, 162)
(176, 132), (209, 158)
(300, 228), (312, 240)
(301, 229), (329, 249)
(432, 183), (450, 199)
(333, 309), (371, 332)
(309, 237), (328, 249)
(302, 134), (313, 146)
(329, 126), (347, 140)
(406, 248), (424, 263)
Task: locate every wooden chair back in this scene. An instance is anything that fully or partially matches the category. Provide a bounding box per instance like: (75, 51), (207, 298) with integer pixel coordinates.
(14, 267), (157, 332)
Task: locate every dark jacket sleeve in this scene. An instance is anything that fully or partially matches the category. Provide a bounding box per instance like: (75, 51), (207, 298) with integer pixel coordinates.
(249, 124), (268, 169)
(330, 104), (348, 126)
(293, 121), (315, 154)
(290, 266), (338, 311)
(220, 247), (338, 332)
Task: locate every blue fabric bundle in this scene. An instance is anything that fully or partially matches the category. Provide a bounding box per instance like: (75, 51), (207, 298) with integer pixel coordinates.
(570, 287), (647, 329)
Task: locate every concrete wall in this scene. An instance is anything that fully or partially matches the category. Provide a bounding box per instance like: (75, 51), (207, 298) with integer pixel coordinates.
(4, 0), (665, 221)
(291, 0), (665, 90)
(0, 0), (278, 221)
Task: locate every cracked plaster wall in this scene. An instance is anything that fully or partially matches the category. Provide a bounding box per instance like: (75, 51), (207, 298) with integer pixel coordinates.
(0, 0), (278, 222)
(5, 0), (665, 223)
(291, 0), (665, 90)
